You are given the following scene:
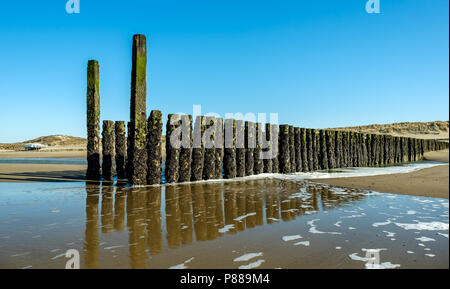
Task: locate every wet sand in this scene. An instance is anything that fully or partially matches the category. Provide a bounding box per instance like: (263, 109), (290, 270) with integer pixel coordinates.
(0, 150), (86, 159)
(0, 179), (447, 269)
(0, 164), (86, 182)
(311, 150), (449, 199)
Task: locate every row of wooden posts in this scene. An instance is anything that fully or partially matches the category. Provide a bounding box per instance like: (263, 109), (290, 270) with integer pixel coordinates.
(85, 34), (449, 185)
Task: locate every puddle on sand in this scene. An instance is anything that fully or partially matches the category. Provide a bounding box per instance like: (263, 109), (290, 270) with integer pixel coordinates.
(0, 179), (448, 269)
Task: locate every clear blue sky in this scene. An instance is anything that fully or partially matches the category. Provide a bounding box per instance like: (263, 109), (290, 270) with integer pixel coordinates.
(0, 0), (448, 142)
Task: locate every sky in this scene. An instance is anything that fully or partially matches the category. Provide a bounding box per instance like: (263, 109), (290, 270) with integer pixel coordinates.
(0, 0), (448, 142)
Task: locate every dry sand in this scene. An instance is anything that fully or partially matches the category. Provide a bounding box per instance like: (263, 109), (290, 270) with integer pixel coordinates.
(311, 149), (449, 199)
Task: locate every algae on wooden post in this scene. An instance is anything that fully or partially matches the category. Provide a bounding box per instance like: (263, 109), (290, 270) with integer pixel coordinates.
(306, 129), (314, 171)
(271, 124), (279, 173)
(236, 120), (246, 177)
(191, 116), (205, 181)
(115, 121), (127, 180)
(288, 126), (296, 172)
(312, 129), (319, 171)
(102, 120), (115, 180)
(146, 110), (163, 185)
(129, 34), (148, 185)
(86, 60), (101, 180)
(300, 128), (308, 171)
(319, 130), (328, 170)
(254, 123), (264, 175)
(294, 127), (302, 172)
(165, 114), (181, 183)
(279, 125), (291, 174)
(214, 118), (224, 179)
(224, 119), (237, 179)
(202, 116), (216, 180)
(245, 121), (255, 176)
(178, 114), (193, 182)
(263, 123), (273, 173)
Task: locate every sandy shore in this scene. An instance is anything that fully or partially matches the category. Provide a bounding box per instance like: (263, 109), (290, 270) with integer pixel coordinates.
(0, 149), (86, 159)
(310, 149), (449, 199)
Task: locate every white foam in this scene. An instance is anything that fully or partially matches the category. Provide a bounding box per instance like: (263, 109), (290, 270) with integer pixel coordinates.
(218, 224), (234, 233)
(234, 213), (256, 222)
(282, 235), (302, 242)
(307, 219), (342, 235)
(233, 252), (263, 262)
(425, 254), (435, 258)
(293, 241), (310, 246)
(438, 233), (449, 238)
(366, 262), (401, 269)
(415, 236), (435, 242)
(169, 257), (195, 269)
(104, 245), (124, 250)
(238, 259), (265, 269)
(394, 221), (449, 231)
(383, 231), (396, 237)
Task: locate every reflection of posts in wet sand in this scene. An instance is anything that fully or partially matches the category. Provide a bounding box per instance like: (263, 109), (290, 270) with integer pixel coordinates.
(101, 184), (114, 233)
(113, 186), (126, 231)
(224, 184), (238, 234)
(215, 184), (225, 236)
(84, 183), (100, 269)
(146, 186), (162, 255)
(245, 187), (256, 229)
(205, 183), (219, 240)
(166, 186), (181, 247)
(179, 185), (193, 245)
(236, 185), (247, 231)
(192, 183), (207, 241)
(127, 187), (148, 269)
(265, 185), (280, 224)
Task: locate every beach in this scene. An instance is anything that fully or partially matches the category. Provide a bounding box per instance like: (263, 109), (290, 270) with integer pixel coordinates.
(310, 149), (449, 199)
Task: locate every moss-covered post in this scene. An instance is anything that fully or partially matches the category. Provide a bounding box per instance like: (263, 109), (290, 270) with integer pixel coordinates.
(146, 110), (163, 185)
(288, 126), (296, 172)
(224, 119), (237, 179)
(263, 123), (273, 173)
(294, 127), (302, 172)
(312, 129), (319, 171)
(86, 60), (101, 180)
(271, 124), (279, 173)
(300, 128), (308, 172)
(254, 123), (264, 174)
(245, 121), (255, 176)
(191, 116), (205, 181)
(102, 121), (115, 180)
(178, 114), (193, 182)
(129, 34), (148, 185)
(126, 122), (132, 180)
(279, 125), (291, 174)
(319, 130), (328, 170)
(306, 129), (314, 171)
(236, 120), (246, 177)
(115, 121), (127, 180)
(214, 118), (224, 179)
(203, 116), (216, 180)
(327, 130), (336, 169)
(165, 114), (181, 183)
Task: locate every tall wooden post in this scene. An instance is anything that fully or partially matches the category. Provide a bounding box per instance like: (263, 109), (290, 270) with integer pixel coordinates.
(224, 119), (237, 179)
(191, 116), (205, 181)
(279, 125), (291, 174)
(236, 120), (246, 177)
(86, 60), (101, 180)
(129, 34), (148, 185)
(165, 114), (181, 183)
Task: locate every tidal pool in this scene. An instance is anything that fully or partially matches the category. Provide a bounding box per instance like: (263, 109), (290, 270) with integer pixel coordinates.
(0, 178), (448, 269)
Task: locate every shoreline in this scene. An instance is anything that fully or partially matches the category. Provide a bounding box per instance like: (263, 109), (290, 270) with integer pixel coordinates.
(0, 149), (448, 199)
(309, 150), (449, 199)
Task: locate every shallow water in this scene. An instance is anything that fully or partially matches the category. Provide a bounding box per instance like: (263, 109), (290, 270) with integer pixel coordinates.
(0, 158), (86, 165)
(0, 178), (448, 269)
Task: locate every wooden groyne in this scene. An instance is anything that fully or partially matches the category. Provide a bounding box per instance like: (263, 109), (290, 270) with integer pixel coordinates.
(86, 34), (449, 183)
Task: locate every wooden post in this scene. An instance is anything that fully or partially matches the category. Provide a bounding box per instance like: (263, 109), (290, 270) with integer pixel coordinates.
(179, 114), (192, 183)
(254, 123), (264, 174)
(245, 121), (255, 176)
(129, 34), (148, 185)
(294, 127), (302, 172)
(86, 60), (101, 180)
(271, 124), (279, 173)
(203, 116), (216, 180)
(114, 121), (126, 180)
(300, 128), (308, 172)
(102, 120), (115, 180)
(279, 125), (291, 173)
(214, 118), (224, 179)
(306, 129), (314, 171)
(236, 120), (246, 177)
(147, 110), (163, 185)
(224, 119), (237, 179)
(263, 123), (273, 173)
(319, 130), (328, 170)
(191, 116), (205, 181)
(165, 114), (180, 183)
